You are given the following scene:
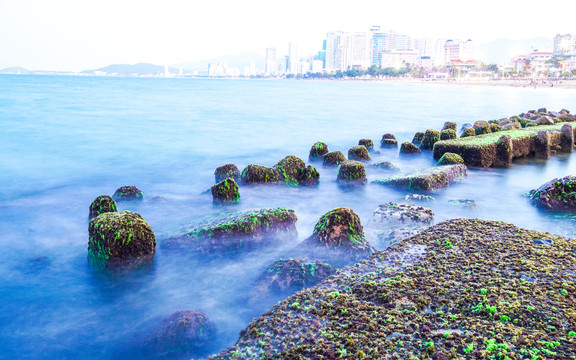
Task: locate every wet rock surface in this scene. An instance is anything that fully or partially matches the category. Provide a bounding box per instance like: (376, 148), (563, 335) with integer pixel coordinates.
(399, 141), (421, 155)
(208, 219), (576, 360)
(323, 151), (347, 167)
(380, 133), (398, 147)
(309, 142), (329, 161)
(240, 164), (280, 184)
(347, 145), (371, 161)
(211, 178), (240, 204)
(337, 160), (367, 186)
(214, 164), (240, 183)
(374, 164), (467, 191)
(370, 161), (399, 171)
(89, 195), (117, 220)
(113, 185), (144, 201)
(371, 202), (434, 227)
(529, 175), (576, 210)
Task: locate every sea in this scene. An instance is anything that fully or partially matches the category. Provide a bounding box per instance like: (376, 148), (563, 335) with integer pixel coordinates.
(1, 74), (575, 359)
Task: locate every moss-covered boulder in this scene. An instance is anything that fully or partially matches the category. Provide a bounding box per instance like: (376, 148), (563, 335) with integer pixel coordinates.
(347, 145), (370, 161)
(380, 133), (398, 147)
(412, 131), (424, 145)
(440, 129), (457, 141)
(473, 120), (492, 135)
(88, 211), (156, 268)
(297, 165), (320, 186)
(490, 123), (503, 132)
(273, 155), (306, 186)
(211, 178), (240, 204)
(529, 175), (576, 210)
(374, 164), (467, 191)
(337, 160), (367, 185)
(309, 142), (329, 161)
(89, 195), (117, 220)
(420, 129), (440, 150)
(241, 164), (280, 185)
(370, 161), (399, 171)
(436, 152), (464, 166)
(214, 164), (240, 183)
(460, 127), (477, 138)
(113, 186), (144, 201)
(322, 151), (346, 167)
(358, 139), (374, 152)
(399, 141), (421, 155)
(442, 121), (457, 131)
(162, 208), (297, 253)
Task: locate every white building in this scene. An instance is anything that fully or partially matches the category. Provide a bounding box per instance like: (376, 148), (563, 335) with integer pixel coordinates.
(325, 31), (372, 71)
(265, 47), (276, 75)
(444, 39), (474, 64)
(288, 42), (299, 74)
(380, 50), (419, 69)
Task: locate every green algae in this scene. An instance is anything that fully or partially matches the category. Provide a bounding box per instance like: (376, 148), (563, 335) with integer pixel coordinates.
(374, 164), (467, 192)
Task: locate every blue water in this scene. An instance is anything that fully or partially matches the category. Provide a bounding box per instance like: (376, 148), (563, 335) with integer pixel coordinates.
(1, 75), (575, 359)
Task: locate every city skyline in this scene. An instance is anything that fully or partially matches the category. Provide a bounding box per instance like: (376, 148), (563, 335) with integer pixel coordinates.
(2, 0), (576, 72)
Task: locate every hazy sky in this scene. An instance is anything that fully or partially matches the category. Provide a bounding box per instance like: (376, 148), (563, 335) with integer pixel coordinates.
(1, 0), (575, 71)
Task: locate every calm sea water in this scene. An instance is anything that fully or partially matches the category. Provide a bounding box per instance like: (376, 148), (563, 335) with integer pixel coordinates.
(1, 75), (575, 359)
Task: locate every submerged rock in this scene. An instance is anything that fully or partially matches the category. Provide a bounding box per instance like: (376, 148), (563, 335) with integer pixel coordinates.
(399, 141), (421, 155)
(211, 178), (240, 204)
(404, 194), (435, 202)
(436, 152), (464, 166)
(529, 175), (576, 210)
(162, 208), (297, 253)
(241, 164), (280, 185)
(89, 195), (117, 220)
(88, 211), (156, 269)
(447, 199), (477, 208)
(347, 145), (371, 161)
(113, 186), (144, 201)
(374, 164), (467, 191)
(214, 164), (240, 183)
(370, 161), (399, 171)
(371, 202), (434, 228)
(322, 151), (347, 167)
(337, 160), (367, 186)
(309, 142), (329, 161)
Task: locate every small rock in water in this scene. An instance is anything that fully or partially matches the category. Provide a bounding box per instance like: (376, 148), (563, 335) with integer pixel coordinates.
(347, 145), (371, 161)
(405, 194), (435, 202)
(358, 139), (374, 152)
(113, 186), (144, 201)
(370, 161), (399, 171)
(214, 164), (241, 183)
(89, 195), (117, 220)
(323, 151), (346, 167)
(211, 177), (240, 204)
(309, 141), (329, 161)
(447, 199), (477, 208)
(371, 202), (434, 227)
(337, 160), (367, 186)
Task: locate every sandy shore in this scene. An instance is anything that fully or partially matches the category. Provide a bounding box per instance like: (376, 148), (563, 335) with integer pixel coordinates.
(381, 78), (576, 89)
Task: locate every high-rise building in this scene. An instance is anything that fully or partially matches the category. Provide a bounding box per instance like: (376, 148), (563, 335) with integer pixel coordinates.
(553, 34), (576, 55)
(288, 42), (299, 74)
(444, 39), (473, 64)
(325, 31), (371, 71)
(265, 47), (276, 75)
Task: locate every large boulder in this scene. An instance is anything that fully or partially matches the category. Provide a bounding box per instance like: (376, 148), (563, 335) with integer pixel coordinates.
(211, 178), (240, 204)
(241, 164), (280, 184)
(337, 160), (367, 185)
(420, 129), (440, 150)
(347, 145), (371, 161)
(274, 155), (306, 186)
(400, 141), (421, 155)
(89, 195), (117, 220)
(529, 176), (576, 210)
(323, 151), (347, 167)
(309, 142), (329, 161)
(88, 211), (156, 268)
(113, 186), (144, 201)
(214, 164), (240, 183)
(162, 208), (297, 253)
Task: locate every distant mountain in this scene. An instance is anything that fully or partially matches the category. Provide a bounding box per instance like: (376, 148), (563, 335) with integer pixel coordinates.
(475, 37), (553, 64)
(0, 67), (31, 74)
(82, 63), (179, 76)
(175, 52), (265, 72)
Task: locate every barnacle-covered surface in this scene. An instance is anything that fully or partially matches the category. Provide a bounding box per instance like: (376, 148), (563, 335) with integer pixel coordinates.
(208, 218), (576, 359)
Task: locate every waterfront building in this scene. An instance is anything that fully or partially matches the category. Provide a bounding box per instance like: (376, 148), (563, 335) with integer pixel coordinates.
(325, 31), (372, 71)
(528, 50), (553, 76)
(288, 42), (300, 74)
(265, 47), (276, 75)
(444, 39), (474, 64)
(380, 50), (419, 69)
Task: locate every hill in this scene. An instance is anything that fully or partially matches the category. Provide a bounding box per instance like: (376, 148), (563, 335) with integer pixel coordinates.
(475, 37), (553, 64)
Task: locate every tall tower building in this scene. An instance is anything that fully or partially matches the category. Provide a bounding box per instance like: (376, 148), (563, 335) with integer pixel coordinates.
(288, 42), (299, 74)
(265, 47), (276, 75)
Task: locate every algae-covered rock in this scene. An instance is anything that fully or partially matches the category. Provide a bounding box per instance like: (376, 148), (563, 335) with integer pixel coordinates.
(337, 160), (367, 185)
(440, 129), (457, 141)
(412, 131), (424, 145)
(322, 151), (346, 167)
(473, 120), (492, 135)
(529, 175), (576, 210)
(460, 127), (476, 138)
(89, 195), (117, 220)
(490, 123), (503, 132)
(297, 165), (320, 186)
(214, 164), (240, 183)
(309, 142), (329, 161)
(399, 141), (421, 155)
(370, 161), (399, 171)
(88, 211), (156, 268)
(347, 145), (370, 161)
(436, 152), (464, 166)
(442, 121), (457, 131)
(380, 133), (398, 147)
(113, 186), (144, 201)
(209, 218), (576, 360)
(358, 139), (374, 152)
(374, 164), (467, 191)
(162, 208), (297, 252)
(273, 155), (306, 185)
(211, 178), (240, 204)
(241, 164), (280, 184)
(420, 129), (440, 150)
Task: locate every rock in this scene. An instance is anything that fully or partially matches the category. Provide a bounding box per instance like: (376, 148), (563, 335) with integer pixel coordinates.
(503, 122), (521, 130)
(560, 108), (571, 114)
(440, 129), (457, 141)
(412, 132), (425, 145)
(89, 195), (117, 220)
(535, 116), (555, 126)
(241, 164), (280, 184)
(436, 152), (464, 166)
(211, 178), (240, 204)
(370, 161), (399, 171)
(473, 120), (491, 135)
(499, 118), (519, 127)
(534, 130), (551, 159)
(377, 228), (422, 247)
(405, 194), (435, 202)
(447, 199), (477, 208)
(142, 310), (215, 356)
(337, 160), (367, 185)
(297, 165), (320, 186)
(529, 176), (576, 210)
(372, 202), (434, 228)
(214, 164), (240, 183)
(274, 155), (306, 185)
(538, 107), (547, 114)
(113, 186), (144, 201)
(399, 141), (421, 155)
(358, 139), (374, 152)
(323, 151), (347, 167)
(518, 118), (534, 128)
(495, 134), (513, 167)
(381, 133), (398, 147)
(559, 114), (576, 122)
(300, 207), (374, 262)
(442, 122), (457, 131)
(490, 123), (503, 132)
(162, 208), (298, 252)
(460, 123), (472, 134)
(309, 142), (329, 161)
(88, 211), (156, 268)
(347, 145), (371, 161)
(374, 164), (467, 191)
(561, 123), (574, 153)
(460, 128), (476, 138)
(420, 129), (440, 150)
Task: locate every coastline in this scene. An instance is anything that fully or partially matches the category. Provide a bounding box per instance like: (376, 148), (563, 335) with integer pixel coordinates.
(357, 77), (576, 89)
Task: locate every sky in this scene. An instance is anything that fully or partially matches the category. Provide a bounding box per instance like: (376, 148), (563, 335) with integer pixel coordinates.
(1, 0), (576, 72)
